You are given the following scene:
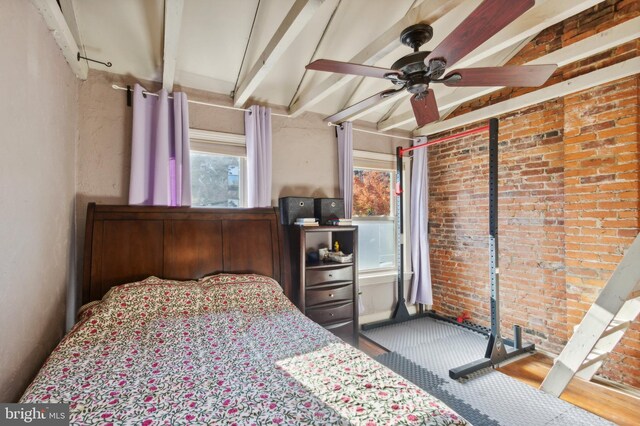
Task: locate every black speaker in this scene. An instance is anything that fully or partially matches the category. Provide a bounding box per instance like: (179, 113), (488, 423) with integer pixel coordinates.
(314, 198), (344, 225)
(278, 197), (314, 225)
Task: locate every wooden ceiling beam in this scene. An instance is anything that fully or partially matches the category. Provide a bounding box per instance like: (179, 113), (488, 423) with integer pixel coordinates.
(288, 0), (469, 118)
(413, 56), (640, 137)
(442, 0), (605, 72)
(379, 15), (640, 131)
(234, 0), (325, 108)
(162, 0), (184, 92)
(58, 0), (82, 48)
(30, 0), (88, 79)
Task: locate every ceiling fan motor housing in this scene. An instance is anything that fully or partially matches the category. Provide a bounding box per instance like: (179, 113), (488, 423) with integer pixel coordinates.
(391, 50), (430, 75)
(392, 24), (450, 96)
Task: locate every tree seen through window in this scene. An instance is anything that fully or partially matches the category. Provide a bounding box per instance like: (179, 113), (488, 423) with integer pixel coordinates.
(353, 169), (391, 216)
(352, 168), (395, 270)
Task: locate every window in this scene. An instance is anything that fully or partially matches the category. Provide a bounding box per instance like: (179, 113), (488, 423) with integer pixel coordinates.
(189, 129), (246, 208)
(352, 167), (396, 271)
(190, 152), (245, 207)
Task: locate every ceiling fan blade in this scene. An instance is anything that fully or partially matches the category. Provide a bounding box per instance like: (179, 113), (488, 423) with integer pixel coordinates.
(442, 64), (557, 87)
(411, 90), (439, 127)
(426, 0), (534, 69)
(325, 89), (403, 124)
(306, 59), (401, 79)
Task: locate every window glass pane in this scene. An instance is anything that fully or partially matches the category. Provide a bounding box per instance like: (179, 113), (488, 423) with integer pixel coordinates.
(353, 167), (396, 271)
(353, 219), (395, 270)
(190, 152), (241, 207)
(353, 169), (391, 216)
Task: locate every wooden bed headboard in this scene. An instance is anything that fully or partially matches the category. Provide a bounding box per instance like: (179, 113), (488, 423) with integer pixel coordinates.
(82, 203), (287, 304)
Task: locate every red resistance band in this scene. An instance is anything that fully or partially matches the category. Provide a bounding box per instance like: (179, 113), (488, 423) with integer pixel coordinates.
(399, 125), (490, 157)
(395, 124), (490, 196)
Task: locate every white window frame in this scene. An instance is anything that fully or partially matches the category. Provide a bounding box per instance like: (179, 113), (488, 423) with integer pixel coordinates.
(352, 167), (396, 273)
(189, 129), (247, 208)
(352, 150), (411, 281)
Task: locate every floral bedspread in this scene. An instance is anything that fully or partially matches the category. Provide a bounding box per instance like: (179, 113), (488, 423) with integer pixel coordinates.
(21, 274), (468, 425)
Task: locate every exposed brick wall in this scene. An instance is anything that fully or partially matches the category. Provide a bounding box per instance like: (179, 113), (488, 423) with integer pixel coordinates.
(428, 128), (492, 321)
(563, 75), (639, 385)
(427, 0), (639, 388)
(499, 102), (567, 352)
(429, 99), (567, 352)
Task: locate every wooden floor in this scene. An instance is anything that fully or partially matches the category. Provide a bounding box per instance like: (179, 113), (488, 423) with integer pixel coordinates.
(498, 352), (640, 426)
(358, 335), (640, 426)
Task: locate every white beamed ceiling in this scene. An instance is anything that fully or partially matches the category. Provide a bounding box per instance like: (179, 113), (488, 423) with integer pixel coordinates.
(66, 0), (616, 132)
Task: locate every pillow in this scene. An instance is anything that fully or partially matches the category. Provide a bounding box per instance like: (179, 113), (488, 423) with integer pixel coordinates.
(198, 273), (282, 291)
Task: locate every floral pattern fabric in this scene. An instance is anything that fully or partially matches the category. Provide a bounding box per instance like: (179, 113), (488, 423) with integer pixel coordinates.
(21, 274), (468, 425)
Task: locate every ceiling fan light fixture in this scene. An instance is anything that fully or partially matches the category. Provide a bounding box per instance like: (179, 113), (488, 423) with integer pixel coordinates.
(406, 75), (430, 95)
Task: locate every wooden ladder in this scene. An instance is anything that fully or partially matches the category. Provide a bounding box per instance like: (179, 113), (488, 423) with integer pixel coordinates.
(540, 233), (640, 397)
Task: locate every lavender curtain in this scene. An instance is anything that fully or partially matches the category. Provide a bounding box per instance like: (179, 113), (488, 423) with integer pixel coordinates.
(337, 122), (353, 219)
(129, 84), (191, 206)
(245, 105), (272, 207)
(409, 137), (433, 305)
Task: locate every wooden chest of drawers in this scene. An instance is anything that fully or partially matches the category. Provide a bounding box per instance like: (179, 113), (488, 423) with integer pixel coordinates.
(292, 226), (359, 346)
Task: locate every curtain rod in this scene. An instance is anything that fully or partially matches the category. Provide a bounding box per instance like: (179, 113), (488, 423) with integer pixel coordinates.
(111, 84), (413, 141)
(327, 122), (415, 141)
(110, 84), (290, 118)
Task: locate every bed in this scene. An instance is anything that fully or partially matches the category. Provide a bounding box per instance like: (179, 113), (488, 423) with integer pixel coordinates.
(20, 204), (468, 425)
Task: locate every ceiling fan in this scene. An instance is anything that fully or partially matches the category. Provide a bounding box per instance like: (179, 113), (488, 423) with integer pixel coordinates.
(306, 0), (557, 127)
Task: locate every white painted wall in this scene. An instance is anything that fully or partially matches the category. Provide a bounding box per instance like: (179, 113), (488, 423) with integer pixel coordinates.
(0, 0), (78, 402)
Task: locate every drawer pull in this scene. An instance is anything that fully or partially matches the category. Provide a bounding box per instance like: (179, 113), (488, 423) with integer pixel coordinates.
(329, 293), (334, 298)
(328, 273), (333, 277)
(330, 313), (334, 317)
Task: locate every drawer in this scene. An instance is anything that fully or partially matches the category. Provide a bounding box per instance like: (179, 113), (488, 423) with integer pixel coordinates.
(306, 302), (353, 325)
(306, 265), (353, 286)
(306, 284), (353, 307)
